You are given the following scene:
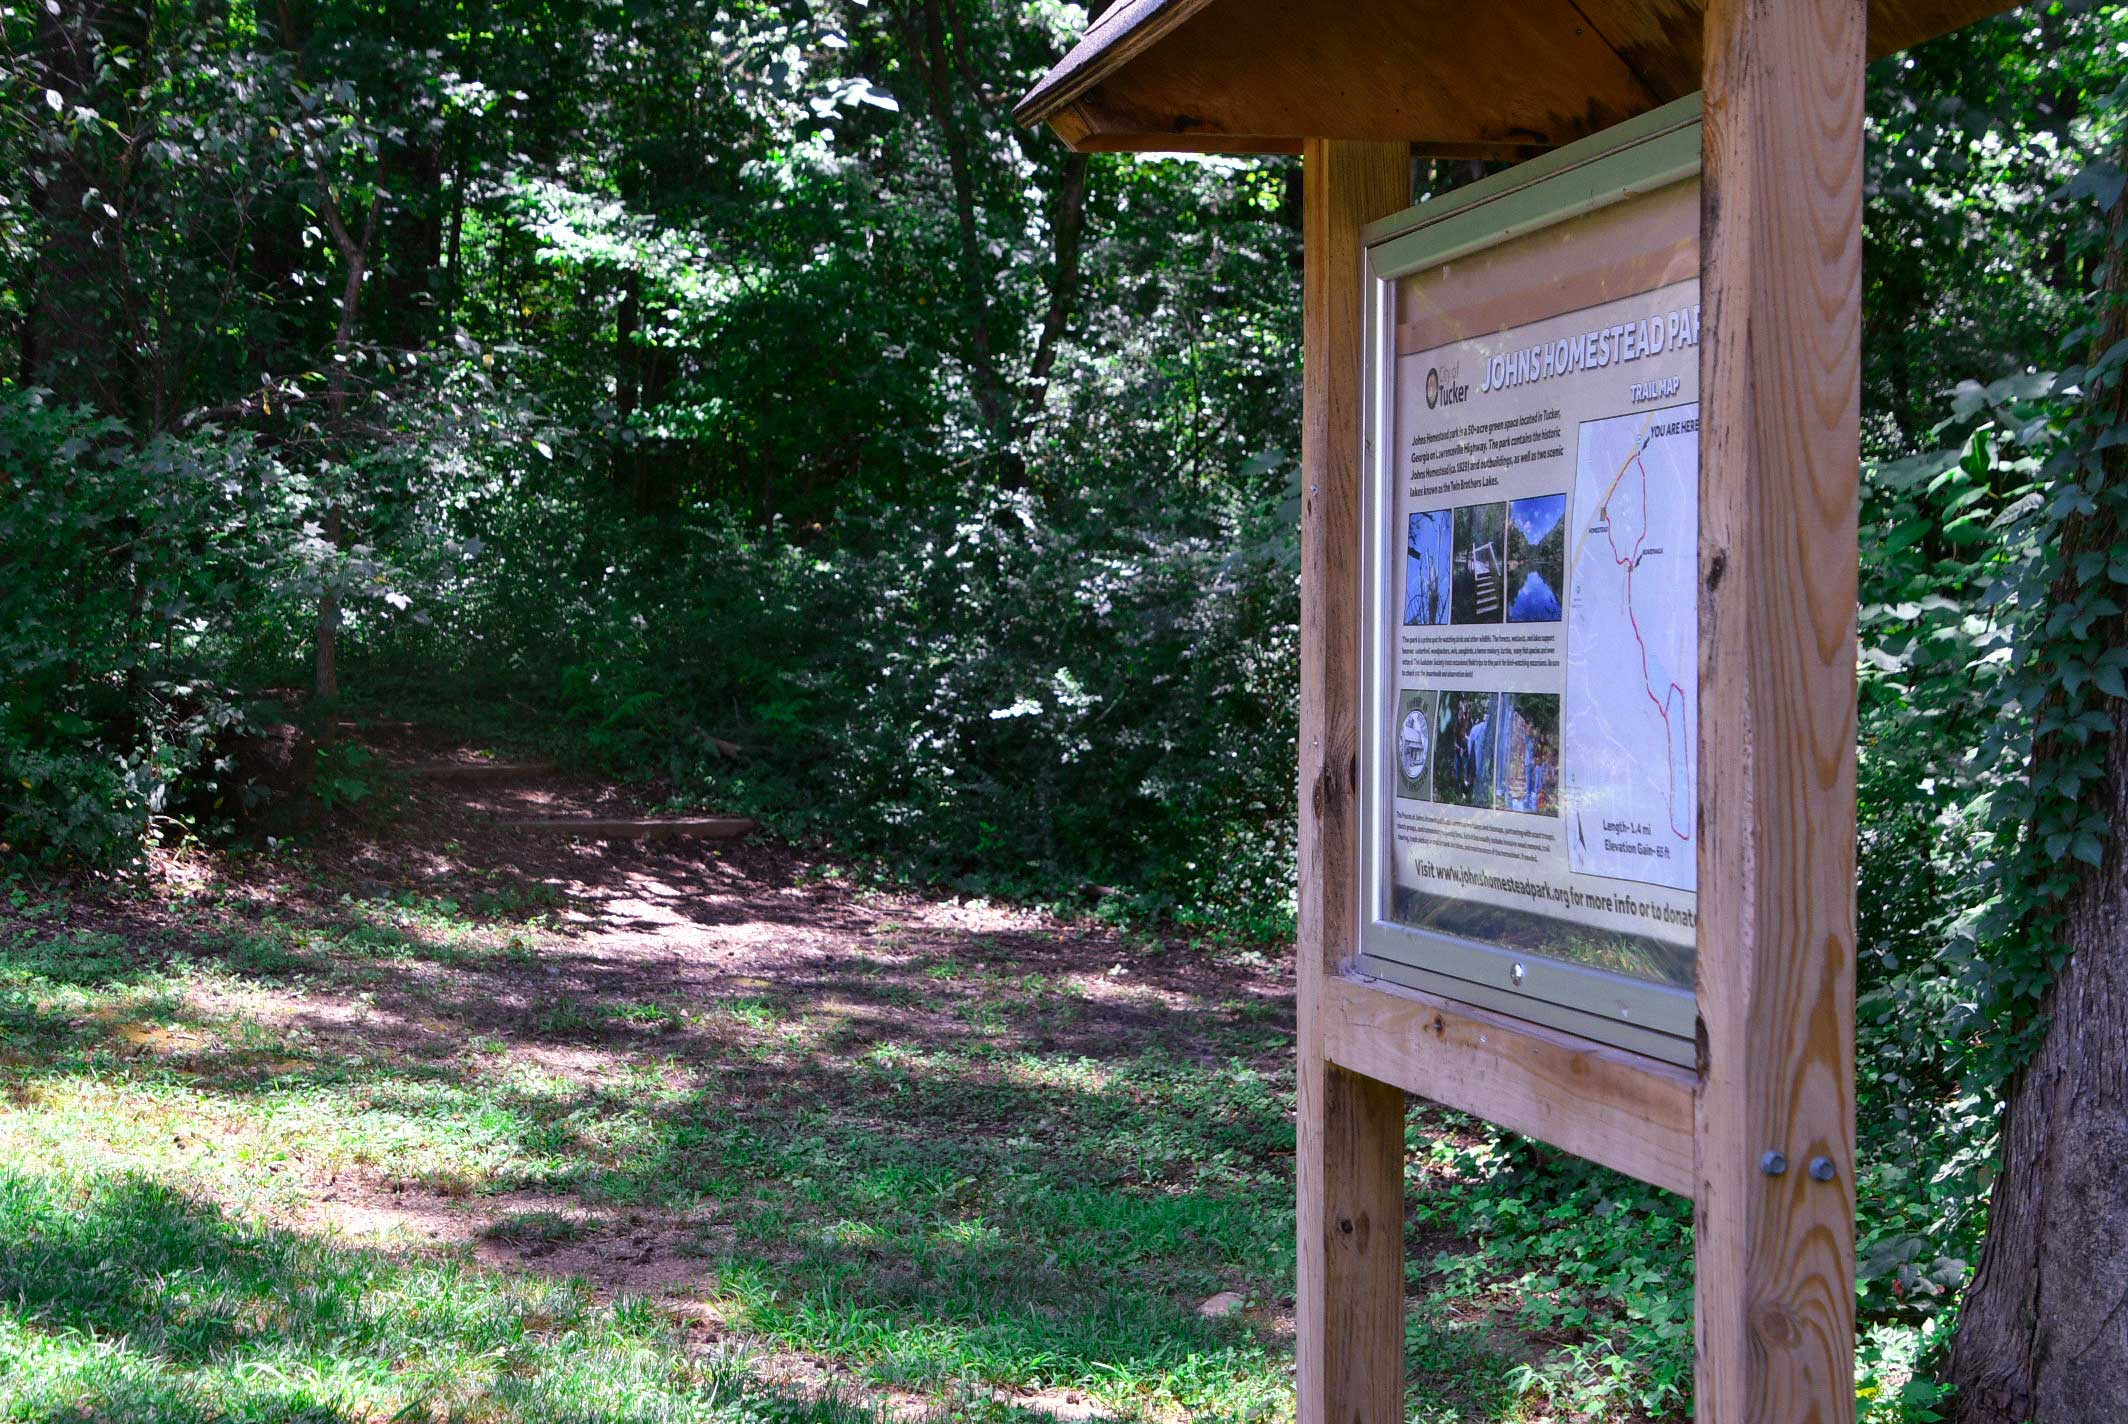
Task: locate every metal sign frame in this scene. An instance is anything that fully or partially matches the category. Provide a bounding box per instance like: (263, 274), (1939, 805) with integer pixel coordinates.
(1354, 97), (1705, 1067)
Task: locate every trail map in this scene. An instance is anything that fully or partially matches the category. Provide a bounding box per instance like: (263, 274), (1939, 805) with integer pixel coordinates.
(1565, 405), (1699, 893)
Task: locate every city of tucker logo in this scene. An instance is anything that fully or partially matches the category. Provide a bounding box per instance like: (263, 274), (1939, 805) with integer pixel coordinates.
(1426, 362), (1469, 410)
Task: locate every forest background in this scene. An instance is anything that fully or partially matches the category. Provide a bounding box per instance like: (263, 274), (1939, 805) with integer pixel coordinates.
(2, 1), (2126, 1419)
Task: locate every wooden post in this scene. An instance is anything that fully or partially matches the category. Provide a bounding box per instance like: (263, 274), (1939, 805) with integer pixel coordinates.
(1296, 137), (1409, 1424)
(1695, 3), (1863, 1421)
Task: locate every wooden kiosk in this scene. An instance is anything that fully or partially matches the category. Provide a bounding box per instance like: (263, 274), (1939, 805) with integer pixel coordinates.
(1017, 3), (2018, 1421)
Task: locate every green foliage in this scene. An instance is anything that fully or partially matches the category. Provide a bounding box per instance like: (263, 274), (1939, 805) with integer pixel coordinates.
(0, 395), (301, 862)
(1856, 18), (2128, 1099)
(3, 0), (1314, 907)
(1847, 18), (2128, 1402)
(462, 472), (1304, 932)
(0, 375), (499, 861)
(310, 742), (374, 815)
(1857, 1319), (1957, 1424)
(1409, 1125), (1694, 1419)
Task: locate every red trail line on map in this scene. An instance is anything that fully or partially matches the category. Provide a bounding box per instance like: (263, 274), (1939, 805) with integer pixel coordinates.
(1601, 443), (1692, 842)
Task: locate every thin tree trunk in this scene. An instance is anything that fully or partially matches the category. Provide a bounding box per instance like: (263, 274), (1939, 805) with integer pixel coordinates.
(442, 147), (467, 328)
(1950, 133), (2128, 1424)
(312, 193), (379, 706)
(892, 0), (1021, 477)
(27, 0), (122, 410)
(382, 139), (445, 349)
(314, 503), (343, 700)
(616, 268), (641, 425)
(1024, 149), (1090, 421)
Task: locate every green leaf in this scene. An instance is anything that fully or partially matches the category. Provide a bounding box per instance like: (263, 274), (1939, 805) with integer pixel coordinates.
(1884, 518), (1933, 555)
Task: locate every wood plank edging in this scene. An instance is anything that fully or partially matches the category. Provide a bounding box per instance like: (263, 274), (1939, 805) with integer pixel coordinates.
(496, 816), (757, 840)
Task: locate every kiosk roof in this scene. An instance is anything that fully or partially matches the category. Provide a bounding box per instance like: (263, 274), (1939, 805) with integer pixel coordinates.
(1015, 0), (2023, 155)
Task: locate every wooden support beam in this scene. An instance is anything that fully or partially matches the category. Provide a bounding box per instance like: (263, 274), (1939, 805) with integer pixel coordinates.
(1694, 2), (1863, 1420)
(1322, 973), (1697, 1199)
(1295, 137), (1409, 1424)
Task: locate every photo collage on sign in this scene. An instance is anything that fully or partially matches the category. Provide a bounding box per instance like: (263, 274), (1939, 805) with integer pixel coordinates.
(1396, 495), (1565, 814)
(1404, 495), (1566, 629)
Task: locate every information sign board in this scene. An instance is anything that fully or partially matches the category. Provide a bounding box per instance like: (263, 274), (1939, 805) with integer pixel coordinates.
(1359, 107), (1703, 1065)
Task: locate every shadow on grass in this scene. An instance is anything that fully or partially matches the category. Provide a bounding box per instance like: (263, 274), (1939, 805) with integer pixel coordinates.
(0, 1165), (871, 1424)
(5, 864), (1291, 1069)
(0, 882), (1533, 1422)
(0, 922), (1316, 1418)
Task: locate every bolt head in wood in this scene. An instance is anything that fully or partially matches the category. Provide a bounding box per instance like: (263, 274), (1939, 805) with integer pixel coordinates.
(1760, 1150), (1787, 1177)
(1808, 1156), (1837, 1182)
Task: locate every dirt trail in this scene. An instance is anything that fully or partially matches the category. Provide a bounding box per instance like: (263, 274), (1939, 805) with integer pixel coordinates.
(168, 726), (1297, 1293)
(315, 722), (1284, 1050)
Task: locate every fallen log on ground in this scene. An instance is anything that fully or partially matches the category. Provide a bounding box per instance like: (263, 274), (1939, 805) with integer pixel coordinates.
(407, 761), (557, 781)
(496, 816), (757, 841)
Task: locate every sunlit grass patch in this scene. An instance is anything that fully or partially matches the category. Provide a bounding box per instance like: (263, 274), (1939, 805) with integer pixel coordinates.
(605, 1000), (685, 1030)
(485, 1209), (597, 1245)
(0, 926), (144, 988)
(0, 1030), (606, 1219)
(699, 1249), (1288, 1424)
(0, 1166), (867, 1424)
(534, 998), (606, 1037)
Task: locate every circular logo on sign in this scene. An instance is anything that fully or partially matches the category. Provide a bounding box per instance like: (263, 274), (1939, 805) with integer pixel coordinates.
(1398, 706), (1433, 783)
(1425, 367), (1441, 409)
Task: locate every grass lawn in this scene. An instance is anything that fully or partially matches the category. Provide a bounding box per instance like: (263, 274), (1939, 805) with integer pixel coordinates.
(0, 749), (1694, 1423)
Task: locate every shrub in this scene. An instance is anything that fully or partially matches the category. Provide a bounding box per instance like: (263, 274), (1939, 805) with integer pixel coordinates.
(0, 394), (306, 863)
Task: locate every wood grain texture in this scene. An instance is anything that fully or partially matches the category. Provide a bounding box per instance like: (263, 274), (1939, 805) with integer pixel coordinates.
(1295, 138), (1409, 1424)
(1694, 2), (1862, 1421)
(1016, 0), (2019, 153)
(1030, 0), (1659, 151)
(1322, 974), (1696, 1198)
(1012, 0), (1214, 125)
(1393, 179), (1698, 357)
(1309, 1064), (1406, 1424)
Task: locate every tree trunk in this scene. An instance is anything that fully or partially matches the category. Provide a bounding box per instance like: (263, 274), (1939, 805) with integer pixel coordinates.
(312, 193), (378, 706)
(1949, 738), (2128, 1423)
(379, 138), (444, 351)
(26, 0), (126, 410)
(1949, 134), (2128, 1424)
(314, 503), (342, 702)
(442, 148), (466, 328)
(616, 268), (641, 425)
(891, 0), (1022, 479)
(1024, 148), (1090, 421)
